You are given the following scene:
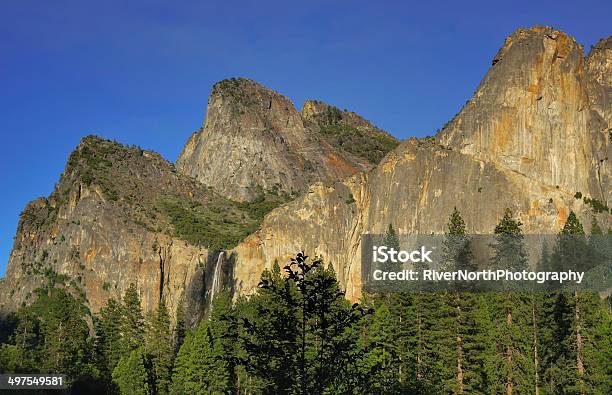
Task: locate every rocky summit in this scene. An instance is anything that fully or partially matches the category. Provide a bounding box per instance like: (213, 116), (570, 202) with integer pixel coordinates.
(176, 78), (396, 202)
(0, 26), (610, 320)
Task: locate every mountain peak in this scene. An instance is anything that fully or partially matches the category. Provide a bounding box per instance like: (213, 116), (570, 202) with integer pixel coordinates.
(177, 80), (370, 201)
(492, 25), (580, 66)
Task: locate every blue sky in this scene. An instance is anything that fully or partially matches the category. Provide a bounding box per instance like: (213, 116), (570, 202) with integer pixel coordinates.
(1, 0), (610, 276)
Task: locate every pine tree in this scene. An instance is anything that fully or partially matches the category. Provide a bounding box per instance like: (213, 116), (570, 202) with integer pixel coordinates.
(30, 287), (96, 382)
(95, 298), (123, 375)
(120, 283), (145, 355)
(549, 211), (606, 394)
(591, 302), (612, 393)
(145, 299), (174, 394)
(241, 262), (299, 393)
(383, 223), (400, 251)
(171, 292), (237, 394)
(283, 253), (368, 394)
(9, 308), (40, 371)
(361, 303), (399, 392)
(380, 223), (402, 275)
(0, 280), (97, 385)
(485, 209), (535, 394)
(112, 346), (152, 395)
(173, 302), (186, 354)
(442, 208), (484, 394)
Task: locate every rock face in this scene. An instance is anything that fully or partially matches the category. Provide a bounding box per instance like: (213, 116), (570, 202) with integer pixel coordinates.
(0, 137), (238, 324)
(0, 26), (610, 318)
(176, 78), (373, 202)
(301, 100), (400, 165)
(229, 27), (612, 301)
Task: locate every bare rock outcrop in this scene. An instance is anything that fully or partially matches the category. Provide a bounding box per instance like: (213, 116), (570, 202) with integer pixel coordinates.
(176, 78), (371, 202)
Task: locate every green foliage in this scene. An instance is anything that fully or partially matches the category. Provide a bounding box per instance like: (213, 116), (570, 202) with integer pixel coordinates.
(561, 211), (585, 235)
(112, 346), (152, 395)
(442, 208), (476, 274)
(318, 122), (399, 164)
(95, 298), (123, 375)
(2, 214), (611, 395)
(361, 303), (401, 392)
(96, 286), (180, 394)
(583, 196), (610, 213)
(238, 263), (299, 393)
(490, 208), (528, 273)
(383, 223), (400, 250)
(0, 286), (97, 384)
(145, 300), (174, 394)
(159, 191), (288, 250)
(120, 283), (145, 354)
(69, 138), (124, 200)
(171, 292), (237, 394)
(234, 190), (289, 221)
(172, 253), (371, 394)
(281, 253), (370, 393)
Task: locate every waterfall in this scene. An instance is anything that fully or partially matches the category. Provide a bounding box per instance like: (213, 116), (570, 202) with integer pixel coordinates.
(209, 251), (224, 303)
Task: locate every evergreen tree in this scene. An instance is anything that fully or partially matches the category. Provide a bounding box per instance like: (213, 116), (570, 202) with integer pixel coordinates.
(168, 330), (193, 395)
(171, 292), (237, 394)
(283, 253), (368, 394)
(145, 299), (174, 394)
(173, 302), (186, 354)
(112, 346), (152, 395)
(485, 209), (536, 394)
(383, 223), (401, 251)
(361, 303), (399, 393)
(591, 304), (612, 393)
(241, 262), (299, 393)
(442, 207), (476, 273)
(442, 208), (484, 394)
(8, 308), (40, 371)
(548, 211), (606, 394)
(95, 298), (123, 375)
(30, 287), (96, 382)
(120, 283), (145, 355)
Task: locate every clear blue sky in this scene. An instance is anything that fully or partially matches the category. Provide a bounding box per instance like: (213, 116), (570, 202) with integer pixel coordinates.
(1, 0), (610, 276)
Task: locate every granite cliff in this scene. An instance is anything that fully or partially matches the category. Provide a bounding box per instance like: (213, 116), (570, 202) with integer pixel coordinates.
(229, 27), (612, 301)
(175, 78), (396, 202)
(0, 26), (610, 318)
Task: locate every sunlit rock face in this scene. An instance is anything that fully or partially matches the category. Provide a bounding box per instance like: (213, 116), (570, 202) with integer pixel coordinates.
(176, 78), (371, 202)
(230, 27), (612, 301)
